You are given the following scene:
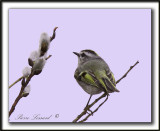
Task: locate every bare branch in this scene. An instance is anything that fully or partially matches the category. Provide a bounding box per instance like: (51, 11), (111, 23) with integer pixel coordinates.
(9, 55), (52, 89)
(9, 73), (34, 117)
(50, 27), (58, 42)
(45, 55), (52, 60)
(116, 61), (139, 84)
(9, 76), (23, 89)
(79, 95), (108, 122)
(72, 93), (106, 123)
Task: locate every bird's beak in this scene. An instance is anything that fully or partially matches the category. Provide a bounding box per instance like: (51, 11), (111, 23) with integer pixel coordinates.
(73, 52), (80, 57)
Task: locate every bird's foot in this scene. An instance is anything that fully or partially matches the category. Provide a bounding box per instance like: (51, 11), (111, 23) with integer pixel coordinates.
(84, 106), (93, 116)
(86, 109), (93, 116)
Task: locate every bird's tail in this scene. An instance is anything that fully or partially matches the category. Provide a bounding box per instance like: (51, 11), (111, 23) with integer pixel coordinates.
(102, 77), (120, 93)
(114, 87), (120, 92)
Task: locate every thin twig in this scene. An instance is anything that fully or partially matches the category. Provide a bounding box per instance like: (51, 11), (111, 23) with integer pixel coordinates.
(88, 93), (106, 108)
(45, 55), (52, 60)
(9, 55), (52, 117)
(9, 76), (23, 89)
(9, 73), (34, 117)
(73, 60), (139, 122)
(9, 56), (52, 89)
(9, 55), (53, 117)
(50, 27), (58, 42)
(116, 61), (139, 84)
(79, 95), (108, 122)
(72, 93), (106, 123)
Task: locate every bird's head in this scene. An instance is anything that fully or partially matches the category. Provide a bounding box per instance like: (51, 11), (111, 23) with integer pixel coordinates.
(73, 49), (99, 65)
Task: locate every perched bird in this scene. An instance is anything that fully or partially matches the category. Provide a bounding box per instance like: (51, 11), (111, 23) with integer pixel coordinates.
(73, 49), (119, 108)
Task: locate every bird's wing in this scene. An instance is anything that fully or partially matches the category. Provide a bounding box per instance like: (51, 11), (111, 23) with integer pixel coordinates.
(89, 69), (119, 93)
(74, 70), (99, 88)
(102, 71), (120, 92)
(74, 69), (119, 93)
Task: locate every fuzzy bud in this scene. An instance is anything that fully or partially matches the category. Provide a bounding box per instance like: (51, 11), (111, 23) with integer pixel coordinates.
(29, 50), (39, 62)
(32, 57), (46, 75)
(39, 33), (50, 57)
(22, 67), (31, 77)
(22, 84), (31, 97)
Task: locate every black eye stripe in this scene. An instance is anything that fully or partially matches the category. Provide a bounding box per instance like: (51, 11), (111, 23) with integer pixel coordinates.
(81, 53), (85, 57)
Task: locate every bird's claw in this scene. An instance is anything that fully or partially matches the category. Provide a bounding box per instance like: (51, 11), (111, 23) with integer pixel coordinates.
(84, 106), (93, 116)
(87, 109), (93, 116)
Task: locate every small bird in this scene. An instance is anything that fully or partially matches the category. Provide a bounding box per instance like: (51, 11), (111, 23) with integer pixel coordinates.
(73, 49), (119, 108)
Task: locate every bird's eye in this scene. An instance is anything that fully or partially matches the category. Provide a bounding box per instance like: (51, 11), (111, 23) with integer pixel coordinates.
(81, 53), (85, 57)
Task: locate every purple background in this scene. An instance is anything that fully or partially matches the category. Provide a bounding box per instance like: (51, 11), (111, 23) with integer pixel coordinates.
(9, 9), (151, 122)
